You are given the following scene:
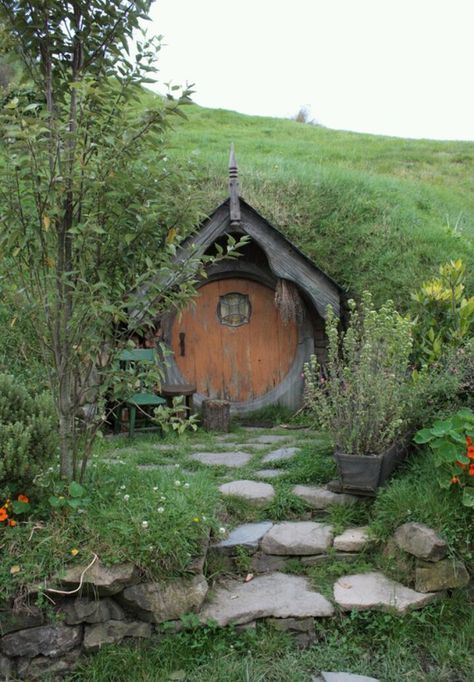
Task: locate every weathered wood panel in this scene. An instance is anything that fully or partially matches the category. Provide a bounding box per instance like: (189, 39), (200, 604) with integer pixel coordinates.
(170, 278), (298, 402)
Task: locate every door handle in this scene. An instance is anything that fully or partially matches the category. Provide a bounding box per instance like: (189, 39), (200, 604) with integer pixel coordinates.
(179, 332), (186, 357)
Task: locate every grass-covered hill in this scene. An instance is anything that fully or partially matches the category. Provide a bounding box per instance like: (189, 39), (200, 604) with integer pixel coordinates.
(162, 101), (474, 308)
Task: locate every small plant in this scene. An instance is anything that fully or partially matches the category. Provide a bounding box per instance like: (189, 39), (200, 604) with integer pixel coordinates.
(0, 374), (58, 495)
(304, 292), (413, 455)
(0, 493), (30, 527)
(48, 481), (91, 512)
(411, 259), (474, 368)
(153, 396), (199, 435)
(414, 408), (474, 507)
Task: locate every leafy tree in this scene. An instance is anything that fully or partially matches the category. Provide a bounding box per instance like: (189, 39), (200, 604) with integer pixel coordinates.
(0, 1), (243, 480)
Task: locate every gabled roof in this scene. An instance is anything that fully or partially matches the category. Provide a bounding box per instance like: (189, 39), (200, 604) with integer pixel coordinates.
(179, 196), (343, 319)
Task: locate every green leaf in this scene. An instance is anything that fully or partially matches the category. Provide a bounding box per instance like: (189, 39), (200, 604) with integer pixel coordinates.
(68, 481), (86, 498)
(462, 487), (474, 508)
(413, 429), (433, 444)
(11, 500), (30, 514)
(48, 496), (63, 508)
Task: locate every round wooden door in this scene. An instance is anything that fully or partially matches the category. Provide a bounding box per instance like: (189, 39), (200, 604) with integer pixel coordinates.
(170, 278), (298, 402)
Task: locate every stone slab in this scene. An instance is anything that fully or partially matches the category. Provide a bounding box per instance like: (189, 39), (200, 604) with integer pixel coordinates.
(60, 561), (139, 596)
(120, 575), (208, 623)
(16, 650), (81, 680)
(393, 522), (447, 561)
(301, 553), (360, 567)
(200, 572), (334, 626)
(251, 553), (289, 573)
(261, 522), (333, 555)
(262, 447), (300, 463)
(254, 468), (287, 479)
(83, 620), (151, 652)
(219, 480), (275, 506)
(232, 443), (271, 451)
(253, 435), (289, 444)
(63, 597), (125, 625)
(191, 451), (252, 467)
(334, 527), (370, 552)
(292, 485), (358, 509)
(333, 572), (438, 614)
(212, 521), (274, 555)
(0, 624), (82, 658)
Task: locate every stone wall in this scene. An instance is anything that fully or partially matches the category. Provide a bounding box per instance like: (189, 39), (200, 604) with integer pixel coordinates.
(0, 522), (470, 680)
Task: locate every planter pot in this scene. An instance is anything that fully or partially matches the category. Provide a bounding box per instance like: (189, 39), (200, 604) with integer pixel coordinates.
(332, 438), (408, 496)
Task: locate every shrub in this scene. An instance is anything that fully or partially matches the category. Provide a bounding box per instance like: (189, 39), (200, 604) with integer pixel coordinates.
(407, 340), (474, 428)
(304, 292), (413, 455)
(411, 259), (474, 368)
(0, 374), (57, 494)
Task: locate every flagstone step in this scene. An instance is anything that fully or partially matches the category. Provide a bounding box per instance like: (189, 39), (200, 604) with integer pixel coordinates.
(262, 447), (300, 463)
(333, 572), (439, 614)
(190, 451), (252, 467)
(253, 468), (287, 479)
(200, 572), (334, 626)
(218, 480), (275, 506)
(261, 521), (333, 555)
(292, 485), (359, 509)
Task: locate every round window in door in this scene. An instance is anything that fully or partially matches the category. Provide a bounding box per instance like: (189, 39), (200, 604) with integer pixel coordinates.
(217, 292), (251, 327)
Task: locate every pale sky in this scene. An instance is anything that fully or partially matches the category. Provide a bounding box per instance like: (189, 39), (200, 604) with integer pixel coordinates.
(148, 0), (474, 141)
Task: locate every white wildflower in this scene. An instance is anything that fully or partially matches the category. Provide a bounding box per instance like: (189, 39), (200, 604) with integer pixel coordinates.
(174, 480), (181, 487)
(123, 494), (130, 501)
(184, 483), (190, 489)
(141, 521), (149, 529)
(157, 507), (165, 514)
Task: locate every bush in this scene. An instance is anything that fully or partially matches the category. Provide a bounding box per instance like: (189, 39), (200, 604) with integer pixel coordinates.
(0, 374), (57, 494)
(304, 292), (412, 455)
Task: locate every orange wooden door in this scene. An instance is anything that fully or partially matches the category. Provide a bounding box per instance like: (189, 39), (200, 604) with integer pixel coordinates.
(170, 278), (298, 402)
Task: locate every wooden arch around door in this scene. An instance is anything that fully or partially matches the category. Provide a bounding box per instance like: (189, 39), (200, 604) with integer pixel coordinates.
(170, 278), (298, 402)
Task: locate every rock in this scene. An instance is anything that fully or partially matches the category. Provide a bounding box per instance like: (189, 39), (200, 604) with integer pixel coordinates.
(301, 553), (360, 567)
(333, 572), (438, 614)
(190, 451), (252, 467)
(292, 485), (358, 509)
(415, 559), (470, 592)
(62, 597), (125, 625)
(60, 561), (140, 596)
(382, 538), (415, 584)
(0, 606), (44, 635)
(0, 624), (82, 658)
(120, 575), (208, 623)
(0, 654), (13, 679)
(267, 616), (314, 632)
(251, 553), (289, 574)
(254, 469), (287, 479)
(200, 572), (334, 626)
(253, 435), (288, 444)
(261, 522), (333, 556)
(212, 522), (273, 555)
(262, 447), (300, 463)
(83, 620), (151, 652)
(235, 443), (272, 451)
(219, 480), (275, 506)
(16, 650), (81, 680)
(393, 523), (447, 561)
(333, 527), (371, 552)
(314, 673), (380, 682)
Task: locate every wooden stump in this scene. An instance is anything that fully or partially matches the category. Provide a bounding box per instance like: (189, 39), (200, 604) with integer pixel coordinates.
(202, 399), (230, 432)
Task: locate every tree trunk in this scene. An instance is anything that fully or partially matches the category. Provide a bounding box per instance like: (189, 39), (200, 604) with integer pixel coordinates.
(201, 399), (230, 432)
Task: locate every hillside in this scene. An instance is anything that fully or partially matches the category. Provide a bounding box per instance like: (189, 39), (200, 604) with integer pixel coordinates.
(162, 102), (474, 308)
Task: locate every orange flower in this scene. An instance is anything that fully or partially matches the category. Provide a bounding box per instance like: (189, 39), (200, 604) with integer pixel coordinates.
(466, 436), (473, 446)
(8, 519), (16, 527)
(0, 507), (9, 522)
(17, 494), (29, 504)
(469, 464), (474, 476)
(467, 446), (474, 460)
(451, 476), (460, 484)
(456, 460), (467, 469)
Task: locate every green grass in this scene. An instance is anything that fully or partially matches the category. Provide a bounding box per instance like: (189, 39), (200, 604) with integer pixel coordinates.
(143, 98), (474, 308)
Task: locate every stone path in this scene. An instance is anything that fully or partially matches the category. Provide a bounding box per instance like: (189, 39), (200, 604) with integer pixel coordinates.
(261, 446), (300, 463)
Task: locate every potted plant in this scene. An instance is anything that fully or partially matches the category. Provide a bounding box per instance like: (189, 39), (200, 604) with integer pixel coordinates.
(304, 292), (413, 495)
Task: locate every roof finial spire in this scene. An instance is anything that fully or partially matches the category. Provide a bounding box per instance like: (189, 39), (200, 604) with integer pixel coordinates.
(229, 143), (241, 227)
